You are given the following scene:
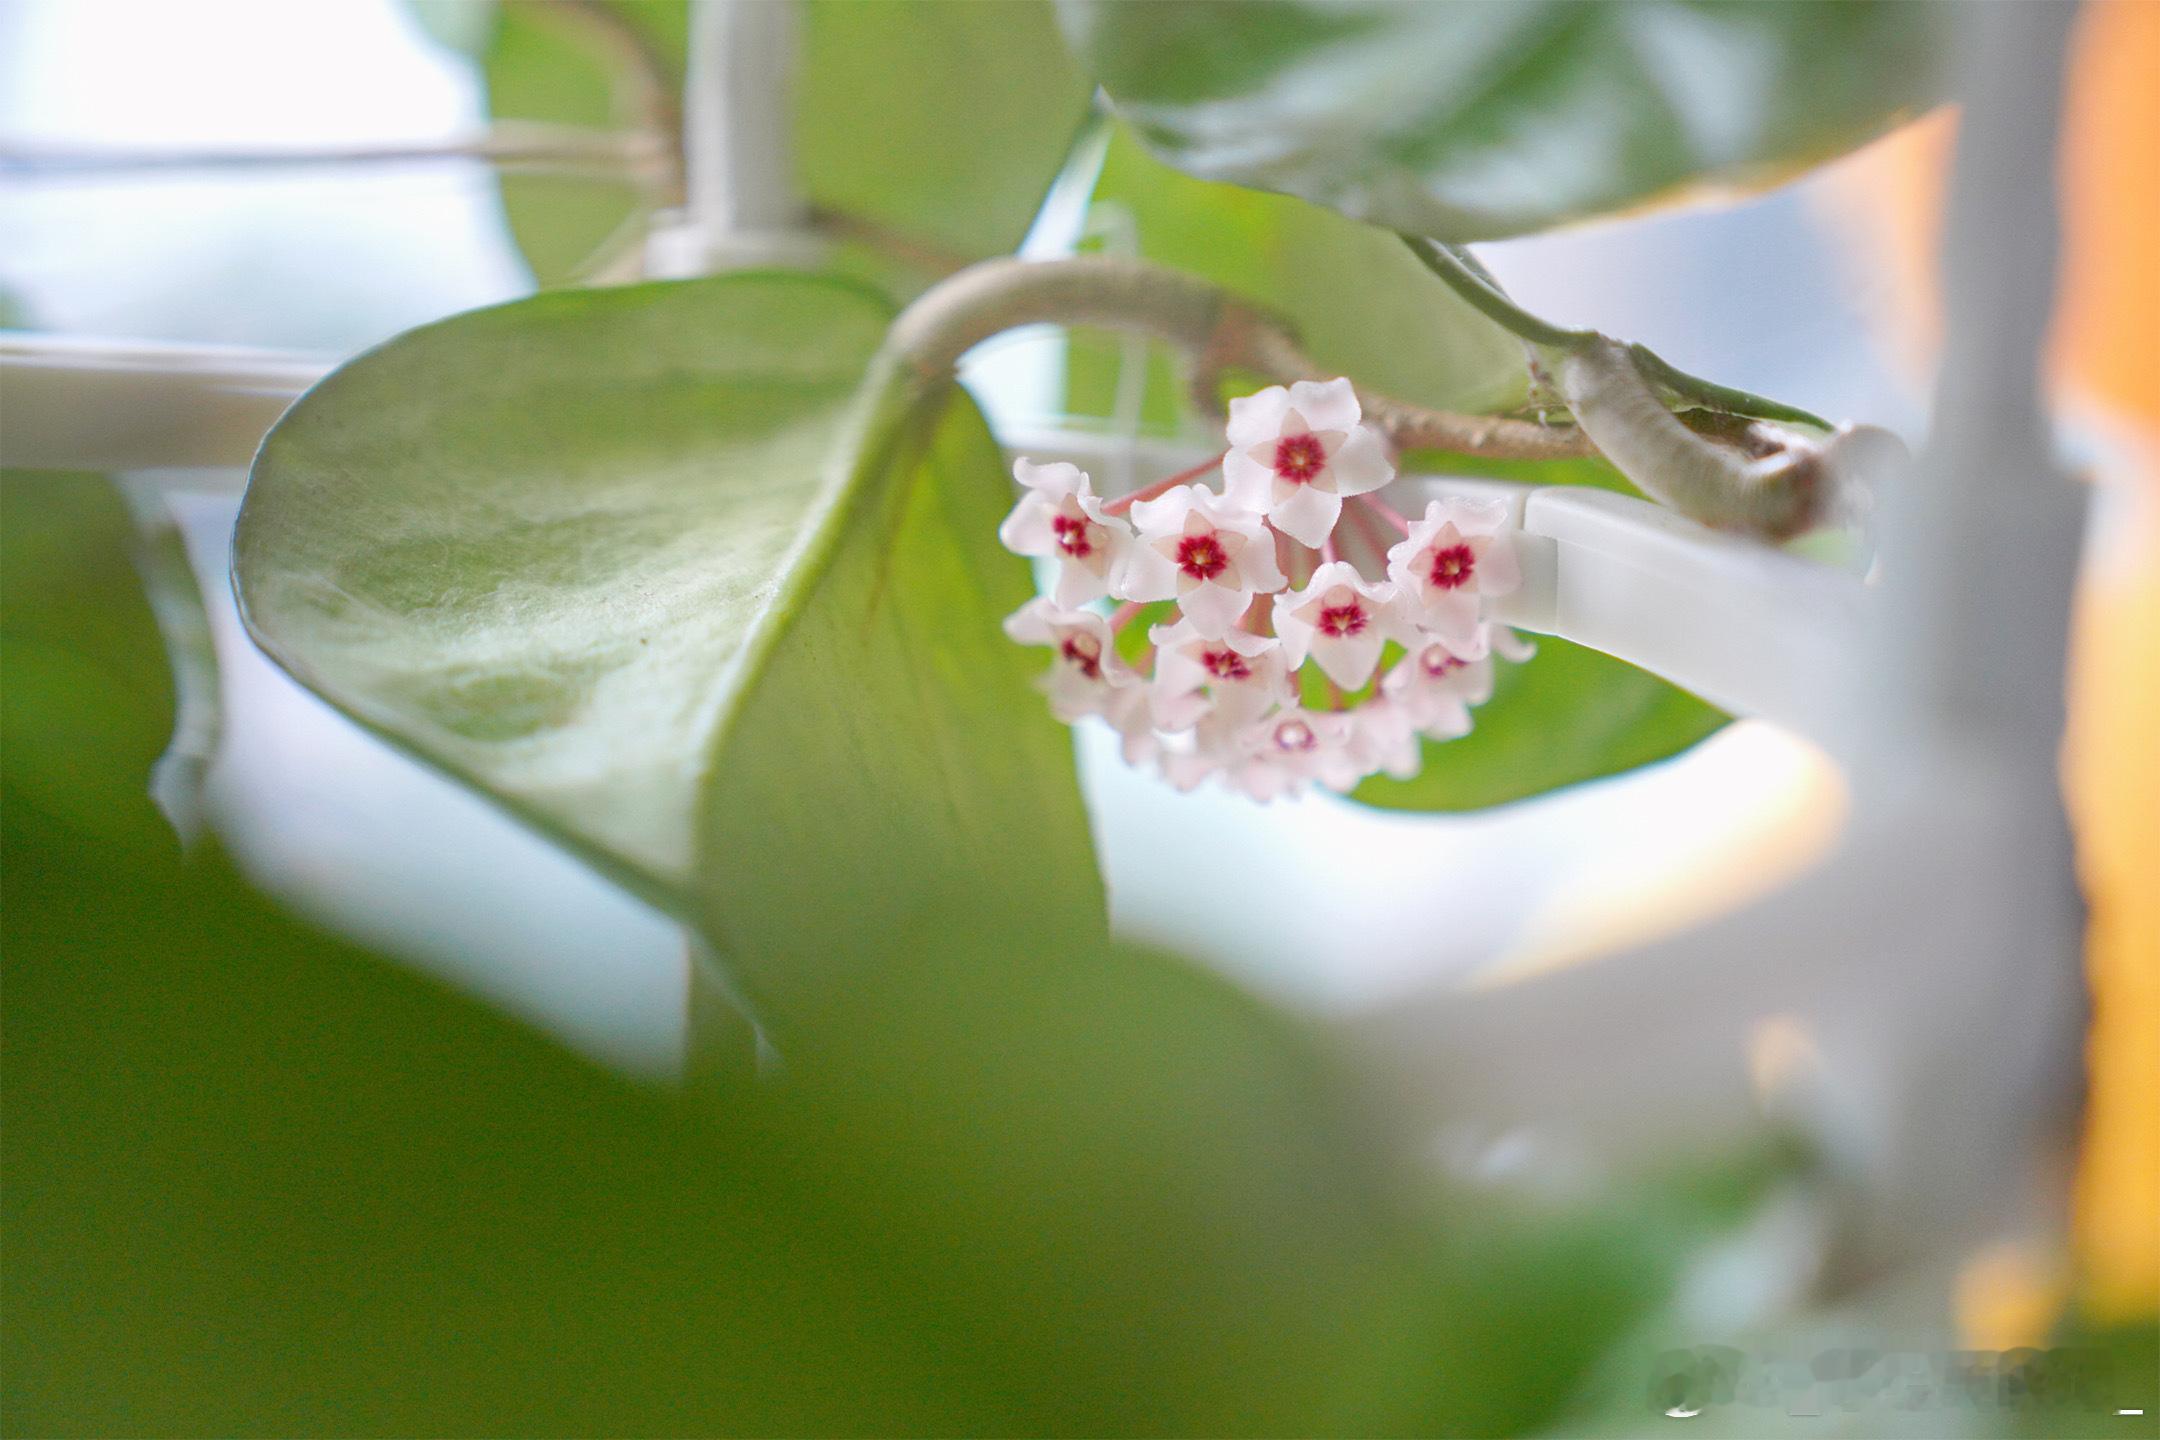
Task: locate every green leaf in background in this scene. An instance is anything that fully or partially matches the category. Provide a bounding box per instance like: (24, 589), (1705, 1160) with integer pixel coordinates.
(795, 0), (1092, 270)
(454, 0), (1091, 289)
(1059, 0), (1949, 242)
(1, 473), (183, 867)
(233, 272), (1102, 1034)
(1354, 634), (1729, 813)
(477, 0), (690, 286)
(1066, 124), (1531, 430)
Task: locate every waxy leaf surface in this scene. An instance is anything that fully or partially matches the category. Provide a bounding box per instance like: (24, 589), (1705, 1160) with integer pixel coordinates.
(1061, 0), (1947, 241)
(236, 272), (1102, 1025)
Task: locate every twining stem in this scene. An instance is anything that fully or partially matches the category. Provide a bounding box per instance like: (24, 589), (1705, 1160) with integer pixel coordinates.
(1401, 238), (1592, 351)
(883, 254), (1847, 538)
(883, 257), (1599, 462)
(1558, 338), (1821, 538)
(1401, 236), (1833, 430)
(1620, 341), (1833, 432)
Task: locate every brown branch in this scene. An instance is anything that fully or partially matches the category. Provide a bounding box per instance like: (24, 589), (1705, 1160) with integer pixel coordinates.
(1202, 303), (1597, 461)
(885, 256), (1598, 463)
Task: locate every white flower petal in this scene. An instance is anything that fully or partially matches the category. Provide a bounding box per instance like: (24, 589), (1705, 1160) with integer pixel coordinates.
(1473, 533), (1521, 596)
(1419, 592), (1482, 646)
(1051, 557), (1110, 609)
(1225, 385), (1293, 448)
(1215, 626), (1279, 658)
(1237, 552), (1286, 600)
(1176, 579), (1251, 638)
(1044, 666), (1107, 721)
(1287, 377), (1361, 433)
(1327, 427), (1394, 497)
(1002, 597), (1060, 645)
(996, 493), (1060, 555)
(1160, 746), (1218, 792)
(1114, 544), (1180, 603)
(1491, 625), (1537, 663)
(1377, 590), (1428, 648)
(1442, 495), (1510, 537)
(1311, 629), (1385, 689)
(1269, 484), (1341, 548)
(1013, 458), (1086, 498)
(1272, 595), (1316, 669)
(1420, 697), (1474, 739)
(1127, 484), (1200, 536)
(1222, 448), (1275, 511)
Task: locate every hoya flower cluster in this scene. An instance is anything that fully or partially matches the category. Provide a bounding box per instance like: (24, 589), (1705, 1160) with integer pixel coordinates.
(1000, 378), (1529, 802)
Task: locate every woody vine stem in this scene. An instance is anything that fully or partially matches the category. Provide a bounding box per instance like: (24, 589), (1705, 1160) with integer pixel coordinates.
(884, 254), (1895, 541)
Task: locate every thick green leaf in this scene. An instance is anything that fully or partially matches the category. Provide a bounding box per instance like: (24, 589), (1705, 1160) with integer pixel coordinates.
(1066, 125), (1529, 429)
(1060, 0), (1949, 242)
(466, 0), (1089, 288)
(234, 272), (1102, 1028)
(1354, 634), (1728, 812)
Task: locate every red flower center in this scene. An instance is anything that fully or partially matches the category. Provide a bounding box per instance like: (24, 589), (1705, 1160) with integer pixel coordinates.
(1272, 433), (1326, 485)
(1176, 533), (1229, 581)
(1317, 601), (1367, 637)
(1426, 543), (1476, 591)
(1051, 513), (1094, 559)
(1059, 634), (1102, 680)
(1274, 719), (1316, 752)
(1420, 645), (1464, 678)
(1201, 647), (1251, 681)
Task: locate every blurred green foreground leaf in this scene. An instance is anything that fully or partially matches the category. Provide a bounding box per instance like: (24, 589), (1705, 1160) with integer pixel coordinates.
(6, 472), (1771, 1434)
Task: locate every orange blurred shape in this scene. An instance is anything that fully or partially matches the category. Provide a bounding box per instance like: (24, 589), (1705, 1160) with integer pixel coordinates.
(2057, 0), (2159, 1327)
(1820, 0), (2159, 1321)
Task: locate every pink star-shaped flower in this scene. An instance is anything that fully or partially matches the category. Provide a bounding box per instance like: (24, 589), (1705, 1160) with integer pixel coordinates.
(1222, 378), (1394, 548)
(1147, 616), (1293, 730)
(1380, 625), (1535, 736)
(1385, 496), (1520, 645)
(1117, 484), (1285, 638)
(1002, 598), (1139, 723)
(1219, 708), (1365, 801)
(1270, 560), (1413, 690)
(997, 459), (1133, 609)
